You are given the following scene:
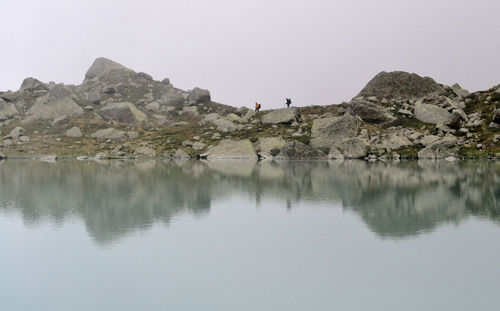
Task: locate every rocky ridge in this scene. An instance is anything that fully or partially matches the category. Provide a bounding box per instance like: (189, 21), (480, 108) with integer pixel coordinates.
(0, 58), (499, 161)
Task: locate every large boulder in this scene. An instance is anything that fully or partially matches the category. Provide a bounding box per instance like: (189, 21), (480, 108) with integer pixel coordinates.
(261, 107), (300, 124)
(345, 100), (395, 124)
(310, 113), (361, 149)
(20, 77), (48, 91)
(84, 57), (133, 81)
(161, 89), (185, 106)
(356, 71), (444, 99)
(0, 98), (18, 121)
(255, 137), (287, 158)
(188, 87), (211, 104)
(212, 118), (238, 132)
(8, 127), (26, 139)
(134, 146), (156, 157)
(451, 83), (469, 98)
(65, 126), (83, 138)
(99, 102), (147, 124)
(337, 138), (370, 159)
(27, 84), (84, 120)
(387, 135), (413, 150)
(417, 136), (459, 159)
(91, 128), (128, 142)
(203, 139), (258, 160)
(276, 141), (324, 159)
(414, 102), (453, 125)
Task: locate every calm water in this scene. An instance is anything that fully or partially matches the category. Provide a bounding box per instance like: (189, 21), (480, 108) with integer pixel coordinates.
(0, 160), (499, 311)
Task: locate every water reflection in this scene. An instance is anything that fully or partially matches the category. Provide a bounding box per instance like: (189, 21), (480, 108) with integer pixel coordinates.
(0, 159), (499, 243)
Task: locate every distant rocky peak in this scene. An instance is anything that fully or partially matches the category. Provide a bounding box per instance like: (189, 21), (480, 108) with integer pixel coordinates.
(84, 57), (134, 81)
(355, 71), (445, 100)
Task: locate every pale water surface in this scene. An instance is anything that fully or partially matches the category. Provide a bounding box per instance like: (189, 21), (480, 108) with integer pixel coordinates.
(0, 160), (499, 310)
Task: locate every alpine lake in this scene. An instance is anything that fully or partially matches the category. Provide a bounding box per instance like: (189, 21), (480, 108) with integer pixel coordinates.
(0, 159), (499, 310)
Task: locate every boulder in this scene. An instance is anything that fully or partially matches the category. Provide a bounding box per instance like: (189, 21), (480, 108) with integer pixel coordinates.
(276, 141), (324, 159)
(99, 102), (147, 124)
(0, 152), (6, 160)
(417, 136), (459, 159)
(451, 83), (469, 98)
(0, 99), (18, 121)
(203, 139), (258, 160)
(420, 135), (441, 146)
(493, 108), (500, 123)
(212, 119), (238, 132)
(414, 102), (452, 125)
(387, 135), (413, 150)
(65, 126), (83, 138)
(188, 87), (211, 104)
(134, 146), (156, 157)
(91, 128), (128, 142)
(328, 147), (344, 159)
(8, 127), (26, 139)
(255, 137), (287, 158)
(192, 142), (207, 151)
(145, 102), (160, 112)
(174, 149), (191, 159)
(310, 113), (361, 149)
(87, 90), (101, 104)
(84, 57), (133, 81)
(345, 100), (396, 124)
(161, 89), (185, 106)
(261, 107), (300, 124)
(40, 155), (58, 162)
(203, 113), (221, 122)
(27, 84), (84, 120)
(20, 77), (48, 91)
(355, 71), (444, 99)
(337, 138), (370, 159)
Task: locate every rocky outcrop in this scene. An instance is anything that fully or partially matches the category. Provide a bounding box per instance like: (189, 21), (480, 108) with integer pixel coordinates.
(276, 141), (324, 159)
(310, 113), (361, 149)
(261, 107), (300, 124)
(99, 102), (147, 124)
(203, 139), (258, 160)
(91, 128), (128, 142)
(188, 87), (211, 104)
(0, 98), (18, 121)
(414, 102), (452, 125)
(345, 100), (395, 124)
(255, 137), (287, 158)
(418, 136), (459, 159)
(84, 57), (133, 81)
(20, 77), (48, 91)
(27, 84), (84, 120)
(356, 71), (444, 99)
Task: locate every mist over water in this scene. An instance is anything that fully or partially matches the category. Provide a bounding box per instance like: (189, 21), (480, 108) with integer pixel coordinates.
(0, 160), (499, 310)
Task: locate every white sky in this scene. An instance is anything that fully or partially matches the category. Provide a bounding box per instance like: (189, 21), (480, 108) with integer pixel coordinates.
(1, 0), (499, 108)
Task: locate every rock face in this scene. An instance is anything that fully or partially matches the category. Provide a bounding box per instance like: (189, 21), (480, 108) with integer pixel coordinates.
(188, 87), (211, 104)
(261, 107), (300, 124)
(414, 102), (452, 125)
(356, 71), (444, 99)
(345, 100), (395, 124)
(277, 141), (324, 159)
(99, 102), (147, 124)
(337, 138), (370, 159)
(91, 128), (128, 141)
(0, 98), (18, 121)
(310, 113), (361, 149)
(255, 137), (287, 158)
(418, 136), (459, 159)
(84, 57), (133, 81)
(27, 84), (84, 120)
(203, 139), (258, 160)
(65, 126), (83, 138)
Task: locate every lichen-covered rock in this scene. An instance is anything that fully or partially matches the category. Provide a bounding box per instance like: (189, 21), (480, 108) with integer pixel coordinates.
(91, 128), (128, 142)
(261, 107), (300, 124)
(65, 126), (83, 138)
(255, 137), (287, 158)
(337, 138), (370, 159)
(276, 141), (324, 159)
(414, 102), (452, 125)
(356, 71), (444, 99)
(99, 102), (147, 124)
(203, 139), (258, 160)
(310, 113), (361, 149)
(417, 136), (459, 159)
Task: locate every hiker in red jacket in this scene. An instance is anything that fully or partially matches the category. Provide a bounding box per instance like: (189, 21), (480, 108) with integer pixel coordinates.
(255, 102), (261, 112)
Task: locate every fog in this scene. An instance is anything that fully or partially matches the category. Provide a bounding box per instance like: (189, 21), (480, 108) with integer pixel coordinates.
(1, 0), (499, 108)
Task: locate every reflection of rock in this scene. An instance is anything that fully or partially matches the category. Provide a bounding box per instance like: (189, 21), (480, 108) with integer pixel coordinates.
(0, 160), (498, 244)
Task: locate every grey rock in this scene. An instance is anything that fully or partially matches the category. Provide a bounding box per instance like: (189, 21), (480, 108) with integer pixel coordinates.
(261, 107), (300, 124)
(87, 90), (101, 104)
(145, 102), (161, 112)
(493, 108), (500, 123)
(20, 77), (48, 91)
(160, 89), (184, 106)
(65, 126), (82, 138)
(345, 100), (395, 124)
(8, 127), (26, 139)
(27, 84), (84, 120)
(99, 102), (147, 124)
(420, 135), (441, 146)
(414, 102), (452, 125)
(337, 138), (370, 159)
(188, 87), (211, 104)
(310, 113), (361, 149)
(328, 147), (344, 159)
(418, 136), (459, 159)
(192, 142), (207, 151)
(40, 155), (58, 162)
(212, 119), (238, 133)
(91, 128), (128, 142)
(277, 141), (324, 159)
(203, 139), (258, 160)
(355, 71), (445, 100)
(203, 113), (221, 122)
(174, 149), (191, 159)
(84, 57), (133, 81)
(387, 135), (413, 150)
(0, 99), (18, 121)
(127, 131), (139, 139)
(451, 83), (469, 98)
(255, 137), (287, 158)
(134, 146), (156, 157)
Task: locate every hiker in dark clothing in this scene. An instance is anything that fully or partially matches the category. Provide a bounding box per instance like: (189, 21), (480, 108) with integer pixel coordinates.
(255, 102), (261, 112)
(286, 98), (292, 108)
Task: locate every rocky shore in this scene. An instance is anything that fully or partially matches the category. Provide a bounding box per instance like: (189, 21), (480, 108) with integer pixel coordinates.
(0, 58), (499, 161)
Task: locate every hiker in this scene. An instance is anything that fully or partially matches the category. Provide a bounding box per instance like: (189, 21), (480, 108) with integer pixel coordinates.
(255, 102), (261, 112)
(286, 98), (292, 108)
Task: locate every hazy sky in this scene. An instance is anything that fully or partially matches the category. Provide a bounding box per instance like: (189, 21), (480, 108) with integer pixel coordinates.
(1, 0), (499, 108)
